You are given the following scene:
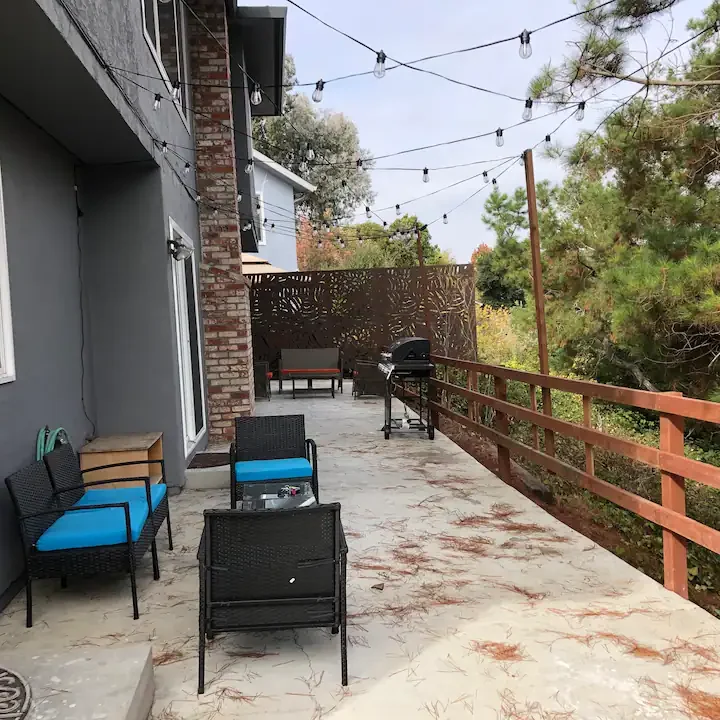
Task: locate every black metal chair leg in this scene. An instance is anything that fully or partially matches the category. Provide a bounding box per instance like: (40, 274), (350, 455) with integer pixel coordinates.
(292, 379), (296, 399)
(166, 509), (174, 551)
(60, 575), (68, 589)
(25, 576), (32, 628)
(198, 617), (206, 694)
(331, 379), (335, 398)
(151, 539), (160, 580)
(129, 553), (139, 620)
(340, 554), (348, 685)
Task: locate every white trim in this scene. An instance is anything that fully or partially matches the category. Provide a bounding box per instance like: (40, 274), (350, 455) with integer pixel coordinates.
(0, 163), (15, 385)
(253, 150), (317, 193)
(140, 0), (191, 133)
(169, 217), (206, 456)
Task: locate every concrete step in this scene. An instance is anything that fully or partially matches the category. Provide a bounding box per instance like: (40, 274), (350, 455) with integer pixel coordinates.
(185, 464), (229, 490)
(3, 643), (153, 720)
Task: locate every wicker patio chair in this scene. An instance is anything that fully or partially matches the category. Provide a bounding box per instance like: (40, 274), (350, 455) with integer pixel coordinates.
(5, 459), (159, 627)
(44, 444), (173, 551)
(230, 415), (319, 509)
(197, 504), (348, 694)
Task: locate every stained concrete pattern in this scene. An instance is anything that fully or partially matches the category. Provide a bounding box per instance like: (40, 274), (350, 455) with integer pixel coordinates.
(1, 389), (719, 719)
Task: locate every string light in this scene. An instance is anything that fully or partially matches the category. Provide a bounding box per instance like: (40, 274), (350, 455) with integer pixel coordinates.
(339, 238), (346, 249)
(242, 221), (252, 231)
(306, 145), (315, 162)
(483, 171), (489, 184)
(519, 153), (524, 168)
(443, 214), (448, 224)
(544, 134), (552, 150)
(495, 128), (504, 147)
(263, 218), (268, 227)
(395, 204), (401, 216)
(171, 81), (180, 101)
(383, 221), (388, 229)
(271, 223), (275, 229)
(250, 84), (262, 106)
(519, 29), (532, 59)
(153, 93), (161, 110)
(374, 51), (387, 79)
(299, 160), (308, 173)
(522, 98), (533, 121)
(576, 101), (586, 121)
(357, 159), (363, 172)
(492, 178), (497, 185)
(184, 162), (191, 174)
(237, 193), (242, 203)
(313, 227), (318, 236)
(365, 206), (372, 219)
(161, 141), (168, 155)
(317, 239), (323, 249)
(245, 160), (254, 175)
(312, 79), (325, 103)
(256, 200), (261, 211)
(422, 167), (430, 184)
(341, 179), (347, 188)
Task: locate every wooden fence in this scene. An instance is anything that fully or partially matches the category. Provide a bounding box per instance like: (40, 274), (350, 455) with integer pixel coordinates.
(428, 354), (720, 600)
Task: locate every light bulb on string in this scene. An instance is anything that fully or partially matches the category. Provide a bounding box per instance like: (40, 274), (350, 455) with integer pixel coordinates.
(212, 208), (218, 218)
(365, 206), (372, 220)
(544, 134), (552, 150)
(306, 145), (315, 162)
(383, 221), (388, 230)
(161, 141), (168, 155)
(483, 171), (489, 184)
(519, 153), (525, 168)
(341, 179), (347, 188)
(374, 51), (387, 79)
(245, 160), (254, 175)
(495, 128), (504, 147)
(171, 81), (180, 101)
(256, 200), (261, 211)
(299, 160), (308, 173)
(263, 218), (268, 227)
(443, 214), (448, 225)
(522, 98), (533, 122)
(184, 162), (191, 175)
(317, 239), (323, 249)
(339, 238), (346, 249)
(271, 223), (275, 229)
(519, 29), (532, 59)
(356, 159), (363, 172)
(312, 80), (325, 103)
(153, 93), (161, 111)
(323, 223), (330, 232)
(237, 193), (242, 204)
(250, 84), (262, 106)
(312, 227), (318, 237)
(422, 167), (430, 184)
(395, 204), (401, 217)
(576, 101), (586, 121)
(492, 178), (497, 186)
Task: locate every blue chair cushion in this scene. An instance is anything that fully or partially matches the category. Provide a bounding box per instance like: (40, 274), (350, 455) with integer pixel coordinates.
(36, 499), (150, 552)
(80, 484), (167, 512)
(234, 458), (312, 483)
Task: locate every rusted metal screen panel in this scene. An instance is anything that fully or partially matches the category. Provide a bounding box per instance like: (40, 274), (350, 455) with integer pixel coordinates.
(249, 265), (477, 371)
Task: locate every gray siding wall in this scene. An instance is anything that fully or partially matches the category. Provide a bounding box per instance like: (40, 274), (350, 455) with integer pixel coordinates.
(254, 167), (299, 271)
(0, 97), (95, 597)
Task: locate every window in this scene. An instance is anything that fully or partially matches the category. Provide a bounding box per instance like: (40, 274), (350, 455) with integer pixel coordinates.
(256, 193), (267, 245)
(141, 0), (191, 128)
(170, 219), (205, 454)
(0, 165), (14, 384)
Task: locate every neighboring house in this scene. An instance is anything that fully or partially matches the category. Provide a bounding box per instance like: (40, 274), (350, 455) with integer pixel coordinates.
(241, 253), (286, 274)
(250, 150), (316, 272)
(0, 0), (285, 608)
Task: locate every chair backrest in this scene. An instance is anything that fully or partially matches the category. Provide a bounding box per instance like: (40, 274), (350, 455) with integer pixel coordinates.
(281, 348), (339, 372)
(5, 461), (62, 548)
(234, 414), (306, 461)
(44, 444), (86, 507)
(202, 504), (341, 607)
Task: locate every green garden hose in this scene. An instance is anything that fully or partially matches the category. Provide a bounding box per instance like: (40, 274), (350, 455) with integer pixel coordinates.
(35, 426), (70, 460)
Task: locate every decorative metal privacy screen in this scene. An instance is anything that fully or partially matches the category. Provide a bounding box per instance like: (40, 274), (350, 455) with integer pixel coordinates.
(249, 265), (477, 372)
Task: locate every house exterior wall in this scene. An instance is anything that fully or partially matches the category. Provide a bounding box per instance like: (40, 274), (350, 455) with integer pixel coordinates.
(0, 97), (95, 604)
(254, 166), (299, 271)
(189, 0), (255, 444)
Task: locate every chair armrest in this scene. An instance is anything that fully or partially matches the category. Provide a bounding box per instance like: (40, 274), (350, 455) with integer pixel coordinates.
(20, 501), (129, 520)
(81, 459), (166, 483)
(305, 438), (317, 464)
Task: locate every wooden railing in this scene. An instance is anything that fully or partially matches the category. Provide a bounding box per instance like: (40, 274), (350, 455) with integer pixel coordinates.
(428, 354), (720, 600)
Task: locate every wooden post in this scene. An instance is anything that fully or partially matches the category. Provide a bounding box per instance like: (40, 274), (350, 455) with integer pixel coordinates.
(660, 392), (688, 599)
(415, 223), (432, 342)
(467, 370), (477, 421)
(583, 396), (595, 475)
(529, 384), (540, 450)
(523, 149), (555, 458)
(494, 376), (512, 484)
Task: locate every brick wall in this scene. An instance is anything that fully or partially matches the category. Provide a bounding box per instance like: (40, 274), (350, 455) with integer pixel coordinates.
(187, 0), (254, 443)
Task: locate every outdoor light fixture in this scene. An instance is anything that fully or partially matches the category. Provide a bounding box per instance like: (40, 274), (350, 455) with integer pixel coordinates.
(544, 134), (552, 150)
(250, 84), (262, 106)
(365, 206), (372, 219)
(245, 160), (254, 174)
(395, 203), (401, 216)
(184, 162), (191, 175)
(299, 160), (308, 173)
(483, 171), (489, 183)
(171, 81), (181, 101)
(519, 153), (525, 168)
(522, 98), (533, 121)
(242, 222), (252, 231)
(492, 178), (497, 186)
(519, 29), (532, 59)
(306, 145), (315, 162)
(357, 158), (363, 172)
(374, 51), (387, 79)
(237, 193), (242, 203)
(312, 80), (325, 103)
(576, 101), (586, 121)
(153, 93), (161, 110)
(443, 214), (448, 225)
(423, 167), (430, 183)
(161, 141), (168, 155)
(341, 179), (347, 188)
(167, 236), (194, 261)
(495, 128), (504, 147)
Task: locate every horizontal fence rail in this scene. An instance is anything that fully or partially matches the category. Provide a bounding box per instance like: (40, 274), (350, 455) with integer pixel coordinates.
(426, 354), (720, 600)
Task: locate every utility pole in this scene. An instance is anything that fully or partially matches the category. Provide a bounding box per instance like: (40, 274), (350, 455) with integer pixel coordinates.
(523, 149), (555, 457)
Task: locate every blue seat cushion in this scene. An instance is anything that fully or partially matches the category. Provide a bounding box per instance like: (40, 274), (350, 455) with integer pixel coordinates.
(235, 458), (312, 483)
(36, 499), (150, 552)
(80, 484), (167, 512)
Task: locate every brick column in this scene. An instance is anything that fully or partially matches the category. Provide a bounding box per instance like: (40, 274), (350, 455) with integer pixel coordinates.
(188, 0), (254, 443)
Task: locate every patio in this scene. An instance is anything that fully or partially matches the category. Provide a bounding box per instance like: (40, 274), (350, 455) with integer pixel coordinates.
(2, 389), (720, 719)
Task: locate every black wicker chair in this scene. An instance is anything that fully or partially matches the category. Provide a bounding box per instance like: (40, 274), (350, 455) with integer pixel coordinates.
(44, 444), (173, 551)
(5, 459), (160, 627)
(198, 504), (348, 694)
(230, 415), (318, 509)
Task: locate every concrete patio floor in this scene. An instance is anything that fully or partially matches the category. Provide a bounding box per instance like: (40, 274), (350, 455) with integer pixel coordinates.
(2, 388), (720, 719)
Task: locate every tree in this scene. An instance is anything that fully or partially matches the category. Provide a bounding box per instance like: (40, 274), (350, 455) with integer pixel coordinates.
(470, 244), (491, 265)
(253, 56), (374, 223)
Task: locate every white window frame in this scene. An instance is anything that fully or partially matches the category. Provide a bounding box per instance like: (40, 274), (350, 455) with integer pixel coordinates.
(256, 192), (267, 245)
(140, 0), (191, 132)
(169, 218), (206, 456)
(0, 164), (15, 385)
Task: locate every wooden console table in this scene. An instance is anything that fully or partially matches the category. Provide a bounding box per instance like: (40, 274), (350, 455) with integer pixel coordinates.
(79, 432), (163, 487)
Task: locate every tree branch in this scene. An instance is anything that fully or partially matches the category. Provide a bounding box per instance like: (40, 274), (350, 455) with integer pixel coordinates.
(581, 64), (720, 86)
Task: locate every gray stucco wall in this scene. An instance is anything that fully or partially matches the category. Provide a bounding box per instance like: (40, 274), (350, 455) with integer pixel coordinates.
(0, 97), (95, 598)
(253, 166), (299, 271)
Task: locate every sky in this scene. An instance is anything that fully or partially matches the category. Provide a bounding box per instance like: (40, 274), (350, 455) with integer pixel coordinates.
(243, 0), (706, 262)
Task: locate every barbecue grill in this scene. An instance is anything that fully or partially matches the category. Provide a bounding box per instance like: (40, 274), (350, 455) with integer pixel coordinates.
(378, 337), (435, 440)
